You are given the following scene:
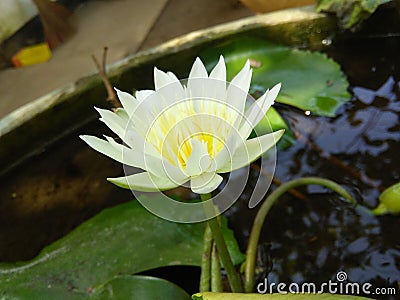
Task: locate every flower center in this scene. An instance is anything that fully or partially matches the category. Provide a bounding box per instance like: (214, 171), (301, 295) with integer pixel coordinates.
(177, 133), (224, 169)
(145, 98), (237, 170)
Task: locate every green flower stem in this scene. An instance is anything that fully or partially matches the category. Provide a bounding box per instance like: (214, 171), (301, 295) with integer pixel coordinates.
(211, 243), (223, 292)
(244, 177), (356, 293)
(200, 193), (243, 293)
(200, 225), (213, 292)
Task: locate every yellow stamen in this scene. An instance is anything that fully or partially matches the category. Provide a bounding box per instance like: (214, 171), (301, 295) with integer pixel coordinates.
(145, 99), (236, 169)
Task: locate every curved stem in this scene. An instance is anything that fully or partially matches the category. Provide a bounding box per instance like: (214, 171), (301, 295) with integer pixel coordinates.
(200, 193), (243, 293)
(244, 177), (356, 293)
(199, 225), (212, 292)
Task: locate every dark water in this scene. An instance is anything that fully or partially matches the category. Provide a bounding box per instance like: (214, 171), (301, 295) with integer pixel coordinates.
(0, 121), (131, 261)
(226, 34), (400, 299)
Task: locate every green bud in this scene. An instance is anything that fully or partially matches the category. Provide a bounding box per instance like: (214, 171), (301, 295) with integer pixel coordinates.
(372, 182), (400, 215)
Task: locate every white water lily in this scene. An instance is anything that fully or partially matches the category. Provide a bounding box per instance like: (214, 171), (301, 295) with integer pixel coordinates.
(80, 56), (284, 194)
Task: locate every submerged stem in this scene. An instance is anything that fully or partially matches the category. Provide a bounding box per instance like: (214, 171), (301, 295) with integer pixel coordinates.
(200, 193), (243, 293)
(211, 242), (223, 292)
(200, 225), (213, 292)
(244, 177), (356, 293)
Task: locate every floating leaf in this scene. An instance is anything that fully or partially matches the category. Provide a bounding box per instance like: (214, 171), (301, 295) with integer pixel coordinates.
(201, 38), (350, 117)
(0, 199), (244, 298)
(192, 292), (371, 300)
(95, 275), (190, 300)
(0, 275), (190, 300)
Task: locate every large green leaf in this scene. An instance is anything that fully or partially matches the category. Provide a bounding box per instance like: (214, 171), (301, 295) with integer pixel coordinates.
(96, 275), (190, 300)
(192, 292), (371, 300)
(0, 275), (190, 300)
(0, 199), (244, 298)
(201, 38), (350, 117)
(317, 0), (392, 31)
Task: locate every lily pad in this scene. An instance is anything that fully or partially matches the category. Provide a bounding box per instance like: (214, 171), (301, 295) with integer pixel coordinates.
(0, 199), (244, 298)
(201, 37), (350, 117)
(95, 275), (191, 300)
(0, 275), (190, 300)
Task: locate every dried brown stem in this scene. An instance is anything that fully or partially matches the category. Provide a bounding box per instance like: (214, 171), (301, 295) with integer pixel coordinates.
(91, 47), (120, 109)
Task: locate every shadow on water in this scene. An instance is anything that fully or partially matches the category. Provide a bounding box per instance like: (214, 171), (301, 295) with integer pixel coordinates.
(0, 122), (131, 261)
(0, 7), (399, 299)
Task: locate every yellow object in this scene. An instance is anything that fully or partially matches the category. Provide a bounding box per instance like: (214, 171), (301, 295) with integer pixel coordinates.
(12, 42), (51, 67)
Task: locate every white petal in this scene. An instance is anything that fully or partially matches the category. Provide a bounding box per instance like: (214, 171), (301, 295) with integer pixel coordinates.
(225, 61), (252, 121)
(189, 57), (208, 79)
(123, 129), (160, 157)
(230, 60), (251, 91)
(154, 68), (185, 102)
(95, 107), (126, 139)
(135, 90), (154, 102)
(185, 139), (212, 177)
(190, 172), (223, 194)
(108, 172), (185, 192)
(187, 58), (209, 101)
(129, 95), (157, 131)
(80, 135), (120, 160)
(167, 71), (180, 83)
(114, 108), (129, 123)
(239, 83), (281, 139)
(118, 129), (188, 183)
(218, 130), (284, 173)
(145, 155), (188, 184)
(115, 88), (138, 116)
(209, 56), (226, 82)
(154, 67), (173, 90)
(214, 126), (242, 170)
(103, 135), (146, 169)
(204, 56), (227, 103)
(80, 135), (146, 169)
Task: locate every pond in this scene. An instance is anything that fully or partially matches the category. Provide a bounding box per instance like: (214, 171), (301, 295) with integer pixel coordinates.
(0, 6), (399, 299)
(227, 26), (400, 298)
